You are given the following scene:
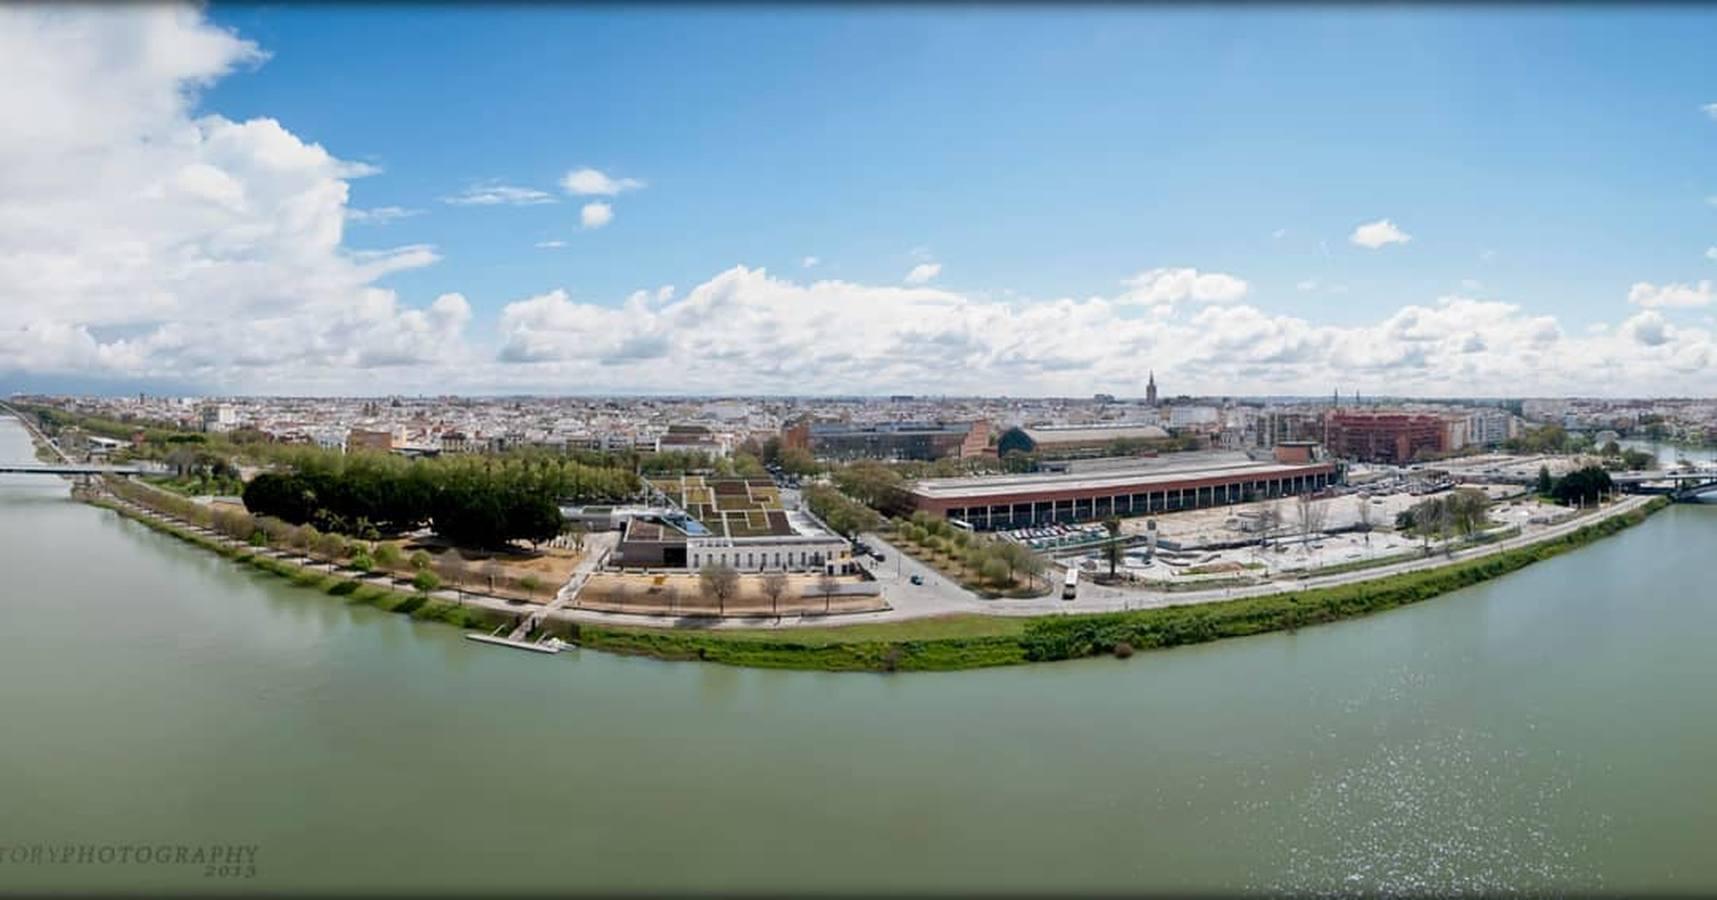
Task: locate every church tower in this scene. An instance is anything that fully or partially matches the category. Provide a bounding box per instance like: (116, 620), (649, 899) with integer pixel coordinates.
(1145, 370), (1158, 405)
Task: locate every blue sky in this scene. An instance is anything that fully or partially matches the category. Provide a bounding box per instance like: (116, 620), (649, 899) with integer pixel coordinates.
(202, 5), (1717, 331)
(2, 4), (1715, 396)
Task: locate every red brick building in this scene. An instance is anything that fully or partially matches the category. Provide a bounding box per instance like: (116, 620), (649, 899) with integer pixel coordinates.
(1323, 411), (1448, 464)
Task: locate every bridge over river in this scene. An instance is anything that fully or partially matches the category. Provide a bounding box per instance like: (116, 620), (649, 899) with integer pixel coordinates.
(0, 463), (161, 477)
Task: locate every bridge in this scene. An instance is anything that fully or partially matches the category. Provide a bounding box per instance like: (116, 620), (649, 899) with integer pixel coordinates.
(0, 463), (159, 477)
(1609, 468), (1717, 501)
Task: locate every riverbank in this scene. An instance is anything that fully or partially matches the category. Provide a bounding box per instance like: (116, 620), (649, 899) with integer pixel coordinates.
(91, 494), (513, 633)
(78, 467), (1669, 671)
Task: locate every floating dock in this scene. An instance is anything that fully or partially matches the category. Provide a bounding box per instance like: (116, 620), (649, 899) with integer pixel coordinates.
(463, 632), (567, 654)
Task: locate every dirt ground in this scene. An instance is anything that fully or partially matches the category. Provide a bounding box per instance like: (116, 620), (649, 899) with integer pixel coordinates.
(575, 572), (885, 617)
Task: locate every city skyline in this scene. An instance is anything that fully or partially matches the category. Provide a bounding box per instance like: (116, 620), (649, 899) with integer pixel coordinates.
(4, 5), (1717, 397)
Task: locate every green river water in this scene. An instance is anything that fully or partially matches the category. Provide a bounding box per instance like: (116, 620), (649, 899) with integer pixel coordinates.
(3, 417), (1715, 895)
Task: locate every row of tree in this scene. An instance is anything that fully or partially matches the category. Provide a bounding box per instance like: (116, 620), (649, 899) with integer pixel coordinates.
(891, 512), (1045, 590)
(242, 453), (636, 548)
(801, 484), (883, 537)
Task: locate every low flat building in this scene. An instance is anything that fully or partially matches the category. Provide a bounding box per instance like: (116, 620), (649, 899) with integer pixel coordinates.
(996, 422), (1172, 459)
(782, 417), (990, 461)
(910, 456), (1336, 529)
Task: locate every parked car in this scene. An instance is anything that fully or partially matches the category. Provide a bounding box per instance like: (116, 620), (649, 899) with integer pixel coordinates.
(909, 574), (924, 585)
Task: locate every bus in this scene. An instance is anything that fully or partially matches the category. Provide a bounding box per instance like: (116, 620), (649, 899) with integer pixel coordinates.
(1062, 566), (1078, 600)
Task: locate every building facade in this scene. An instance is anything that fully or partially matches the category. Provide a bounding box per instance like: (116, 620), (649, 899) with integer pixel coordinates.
(1323, 411), (1448, 464)
(910, 459), (1336, 530)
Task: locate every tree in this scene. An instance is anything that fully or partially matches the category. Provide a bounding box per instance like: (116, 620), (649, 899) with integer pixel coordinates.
(1601, 439), (1622, 457)
(980, 557), (1010, 588)
(817, 572), (840, 614)
(1102, 516), (1124, 579)
(564, 521), (588, 553)
(1355, 496), (1374, 544)
(760, 572), (790, 618)
(411, 570), (441, 596)
(1295, 493), (1327, 552)
(1536, 465), (1554, 496)
(348, 549), (374, 573)
(373, 542), (402, 570)
(482, 559), (505, 594)
(519, 574), (543, 600)
(698, 562), (740, 615)
(409, 550), (432, 572)
(314, 532), (347, 565)
(1256, 500), (1282, 548)
(1552, 465), (1613, 507)
(779, 447), (819, 477)
(435, 554), (468, 602)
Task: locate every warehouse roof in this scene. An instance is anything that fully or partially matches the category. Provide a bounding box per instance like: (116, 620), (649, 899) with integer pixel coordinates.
(911, 458), (1332, 501)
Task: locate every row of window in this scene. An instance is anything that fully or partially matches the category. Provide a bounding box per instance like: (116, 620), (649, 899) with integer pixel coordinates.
(945, 474), (1330, 529)
(690, 549), (829, 570)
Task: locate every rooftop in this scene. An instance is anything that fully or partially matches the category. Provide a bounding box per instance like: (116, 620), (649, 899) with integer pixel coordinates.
(911, 458), (1333, 500)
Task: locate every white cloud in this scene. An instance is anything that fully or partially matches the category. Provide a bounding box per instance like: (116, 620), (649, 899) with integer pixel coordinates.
(1705, 246), (1717, 261)
(535, 239), (566, 249)
(1627, 280), (1713, 309)
(1702, 102), (1717, 121)
(801, 256), (820, 269)
(482, 269), (1717, 397)
(1622, 310), (1670, 346)
(904, 262), (941, 285)
(580, 201), (613, 230)
(0, 6), (471, 389)
(441, 181), (556, 206)
(1350, 218), (1412, 249)
(1295, 279), (1318, 292)
(560, 167), (645, 196)
(346, 206), (421, 225)
(1271, 229), (1288, 240)
(1120, 268), (1249, 306)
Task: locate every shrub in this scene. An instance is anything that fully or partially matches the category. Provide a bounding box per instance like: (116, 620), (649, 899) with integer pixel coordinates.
(411, 570), (441, 595)
(348, 550), (374, 573)
(373, 543), (403, 569)
(409, 550), (432, 572)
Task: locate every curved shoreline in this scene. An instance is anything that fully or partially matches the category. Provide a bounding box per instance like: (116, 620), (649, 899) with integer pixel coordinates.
(85, 476), (1669, 672)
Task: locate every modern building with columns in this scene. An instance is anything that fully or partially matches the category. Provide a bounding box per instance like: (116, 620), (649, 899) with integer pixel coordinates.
(909, 455), (1337, 530)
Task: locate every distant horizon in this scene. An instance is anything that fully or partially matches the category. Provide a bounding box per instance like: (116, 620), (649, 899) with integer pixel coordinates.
(9, 388), (1707, 405)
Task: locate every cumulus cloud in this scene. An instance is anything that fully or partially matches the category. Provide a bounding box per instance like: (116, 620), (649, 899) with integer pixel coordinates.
(801, 256), (820, 269)
(1703, 102), (1717, 121)
(1350, 219), (1412, 249)
(480, 268), (1717, 397)
(0, 5), (472, 390)
(441, 181), (556, 206)
(1120, 268), (1249, 306)
(1705, 247), (1717, 261)
(580, 201), (613, 229)
(560, 167), (645, 196)
(1628, 280), (1713, 309)
(904, 262), (941, 285)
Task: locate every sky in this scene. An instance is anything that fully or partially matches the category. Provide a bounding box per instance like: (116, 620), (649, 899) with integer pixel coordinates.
(2, 4), (1716, 398)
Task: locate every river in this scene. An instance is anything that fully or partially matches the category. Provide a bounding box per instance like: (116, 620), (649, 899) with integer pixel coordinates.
(3, 416), (1715, 895)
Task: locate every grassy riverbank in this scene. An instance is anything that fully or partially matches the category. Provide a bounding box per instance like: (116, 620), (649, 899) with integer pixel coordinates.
(87, 476), (1666, 673)
(95, 498), (512, 632)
